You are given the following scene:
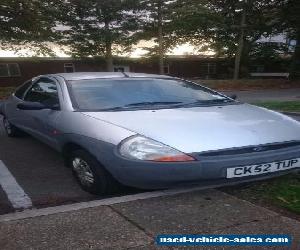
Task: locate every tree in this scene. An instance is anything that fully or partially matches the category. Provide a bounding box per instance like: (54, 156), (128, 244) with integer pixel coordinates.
(137, 0), (185, 74)
(60, 0), (140, 71)
(166, 0), (219, 54)
(0, 0), (60, 56)
(173, 0), (281, 78)
(280, 0), (300, 79)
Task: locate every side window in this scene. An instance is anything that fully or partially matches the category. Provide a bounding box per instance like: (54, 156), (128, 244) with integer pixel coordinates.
(24, 78), (59, 106)
(0, 63), (21, 77)
(14, 80), (33, 99)
(64, 63), (75, 73)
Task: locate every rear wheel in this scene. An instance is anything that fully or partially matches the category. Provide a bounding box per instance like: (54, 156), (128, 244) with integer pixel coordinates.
(3, 117), (22, 137)
(68, 149), (120, 195)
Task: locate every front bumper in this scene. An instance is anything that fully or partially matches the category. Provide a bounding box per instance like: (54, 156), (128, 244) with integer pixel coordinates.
(110, 144), (300, 189)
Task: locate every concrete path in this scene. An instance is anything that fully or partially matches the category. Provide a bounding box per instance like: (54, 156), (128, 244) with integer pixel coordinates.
(222, 88), (300, 102)
(0, 189), (299, 249)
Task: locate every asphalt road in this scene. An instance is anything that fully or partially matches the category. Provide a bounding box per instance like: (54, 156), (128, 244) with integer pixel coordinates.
(222, 88), (300, 102)
(290, 115), (300, 121)
(0, 115), (97, 213)
(0, 113), (299, 216)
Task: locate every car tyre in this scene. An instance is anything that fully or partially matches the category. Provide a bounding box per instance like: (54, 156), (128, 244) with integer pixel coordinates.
(3, 117), (22, 137)
(69, 149), (120, 195)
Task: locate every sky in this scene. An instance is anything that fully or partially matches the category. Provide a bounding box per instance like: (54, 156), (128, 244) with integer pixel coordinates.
(1, 34), (289, 58)
(0, 42), (209, 58)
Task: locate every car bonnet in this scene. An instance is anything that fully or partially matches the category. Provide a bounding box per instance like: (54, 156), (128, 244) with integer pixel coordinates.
(82, 104), (300, 153)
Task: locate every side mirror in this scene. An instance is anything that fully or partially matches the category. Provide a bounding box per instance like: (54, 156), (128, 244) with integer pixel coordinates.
(17, 102), (59, 111)
(230, 94), (237, 100)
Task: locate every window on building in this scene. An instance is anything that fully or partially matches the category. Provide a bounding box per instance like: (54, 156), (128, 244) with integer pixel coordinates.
(0, 64), (7, 77)
(251, 65), (265, 73)
(0, 63), (21, 77)
(199, 63), (216, 75)
(164, 65), (170, 74)
(64, 63), (75, 73)
(113, 65), (130, 72)
(208, 63), (216, 74)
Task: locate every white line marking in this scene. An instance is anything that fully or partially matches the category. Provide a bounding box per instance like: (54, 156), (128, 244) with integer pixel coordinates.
(0, 160), (32, 210)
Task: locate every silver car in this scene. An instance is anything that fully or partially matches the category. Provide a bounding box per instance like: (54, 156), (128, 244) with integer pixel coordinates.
(1, 72), (300, 194)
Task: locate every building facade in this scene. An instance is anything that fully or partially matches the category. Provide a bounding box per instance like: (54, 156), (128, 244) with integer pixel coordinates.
(0, 54), (292, 87)
(0, 57), (230, 87)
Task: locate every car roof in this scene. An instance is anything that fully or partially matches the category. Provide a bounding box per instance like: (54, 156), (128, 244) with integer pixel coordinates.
(46, 72), (173, 81)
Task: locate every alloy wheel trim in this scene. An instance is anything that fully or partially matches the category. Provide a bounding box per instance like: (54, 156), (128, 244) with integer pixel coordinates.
(72, 157), (95, 187)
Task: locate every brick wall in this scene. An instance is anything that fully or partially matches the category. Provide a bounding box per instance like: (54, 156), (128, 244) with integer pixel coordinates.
(0, 57), (228, 87)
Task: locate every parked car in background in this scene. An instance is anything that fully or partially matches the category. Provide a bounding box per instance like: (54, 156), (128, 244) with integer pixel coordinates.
(1, 72), (300, 194)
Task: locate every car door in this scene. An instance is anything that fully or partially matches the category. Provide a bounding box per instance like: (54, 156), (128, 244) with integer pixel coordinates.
(4, 80), (34, 130)
(22, 77), (62, 148)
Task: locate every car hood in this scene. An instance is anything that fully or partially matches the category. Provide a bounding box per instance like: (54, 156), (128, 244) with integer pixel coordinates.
(83, 104), (300, 153)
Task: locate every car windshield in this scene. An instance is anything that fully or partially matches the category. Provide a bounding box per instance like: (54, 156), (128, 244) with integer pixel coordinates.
(68, 78), (234, 111)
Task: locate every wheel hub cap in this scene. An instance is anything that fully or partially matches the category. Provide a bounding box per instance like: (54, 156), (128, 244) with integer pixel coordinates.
(3, 119), (12, 134)
(72, 158), (95, 186)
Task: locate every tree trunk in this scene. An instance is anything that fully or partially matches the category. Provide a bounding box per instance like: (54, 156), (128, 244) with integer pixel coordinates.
(158, 1), (164, 75)
(105, 42), (114, 72)
(104, 19), (114, 72)
(289, 29), (300, 79)
(234, 6), (246, 80)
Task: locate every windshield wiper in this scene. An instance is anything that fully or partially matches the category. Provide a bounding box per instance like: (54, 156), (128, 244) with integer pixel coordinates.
(97, 101), (183, 111)
(124, 101), (183, 107)
(98, 99), (234, 111)
(180, 99), (233, 107)
(201, 99), (232, 103)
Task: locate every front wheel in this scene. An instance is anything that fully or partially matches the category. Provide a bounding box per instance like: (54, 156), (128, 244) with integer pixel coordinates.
(3, 117), (22, 137)
(68, 149), (120, 195)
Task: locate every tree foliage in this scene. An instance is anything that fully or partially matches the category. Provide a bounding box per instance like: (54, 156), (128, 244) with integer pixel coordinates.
(133, 0), (185, 73)
(171, 0), (283, 78)
(279, 0), (300, 78)
(0, 0), (299, 78)
(0, 0), (60, 55)
(59, 0), (140, 71)
(137, 1), (179, 54)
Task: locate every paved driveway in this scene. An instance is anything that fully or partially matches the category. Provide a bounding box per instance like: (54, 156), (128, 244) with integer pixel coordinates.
(0, 189), (299, 249)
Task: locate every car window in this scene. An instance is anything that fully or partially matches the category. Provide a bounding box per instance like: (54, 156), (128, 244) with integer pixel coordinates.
(68, 78), (231, 110)
(14, 80), (33, 99)
(24, 78), (60, 106)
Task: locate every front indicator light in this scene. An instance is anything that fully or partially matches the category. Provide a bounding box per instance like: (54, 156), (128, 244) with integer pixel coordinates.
(152, 155), (195, 162)
(119, 135), (196, 162)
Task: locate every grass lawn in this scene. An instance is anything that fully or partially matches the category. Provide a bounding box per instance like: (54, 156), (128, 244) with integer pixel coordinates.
(252, 101), (300, 113)
(194, 79), (300, 91)
(221, 173), (300, 216)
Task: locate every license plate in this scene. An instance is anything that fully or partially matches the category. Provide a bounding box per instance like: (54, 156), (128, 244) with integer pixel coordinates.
(226, 158), (300, 179)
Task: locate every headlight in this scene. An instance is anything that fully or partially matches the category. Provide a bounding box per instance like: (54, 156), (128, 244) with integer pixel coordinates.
(119, 135), (195, 162)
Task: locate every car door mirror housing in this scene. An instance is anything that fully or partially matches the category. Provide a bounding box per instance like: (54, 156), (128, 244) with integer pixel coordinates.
(230, 94), (237, 100)
(17, 102), (59, 111)
(50, 104), (60, 111)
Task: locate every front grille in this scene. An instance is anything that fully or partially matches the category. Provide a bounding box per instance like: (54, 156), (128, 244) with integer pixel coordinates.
(198, 141), (300, 157)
